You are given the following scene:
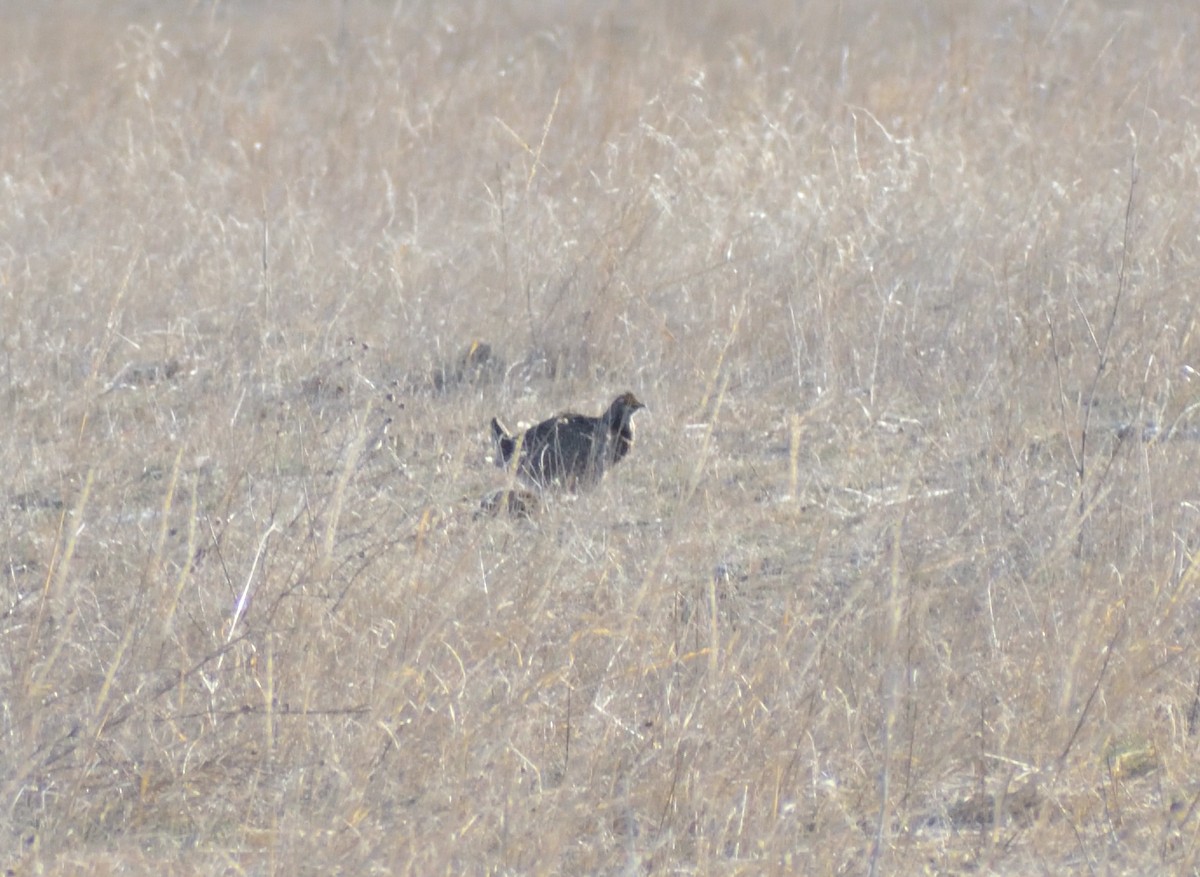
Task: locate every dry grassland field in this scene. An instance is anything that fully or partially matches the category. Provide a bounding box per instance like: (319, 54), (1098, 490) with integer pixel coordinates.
(4, 0), (1200, 873)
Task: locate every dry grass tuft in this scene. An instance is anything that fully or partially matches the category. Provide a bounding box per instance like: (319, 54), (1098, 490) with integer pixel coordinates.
(3, 1), (1200, 872)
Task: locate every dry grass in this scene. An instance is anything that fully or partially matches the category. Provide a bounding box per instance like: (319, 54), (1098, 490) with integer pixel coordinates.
(3, 1), (1200, 873)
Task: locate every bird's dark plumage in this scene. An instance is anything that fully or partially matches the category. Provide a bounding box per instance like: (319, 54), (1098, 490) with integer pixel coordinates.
(491, 392), (645, 489)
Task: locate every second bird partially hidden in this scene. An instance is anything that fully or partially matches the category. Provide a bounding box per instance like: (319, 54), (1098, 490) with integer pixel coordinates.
(491, 392), (645, 491)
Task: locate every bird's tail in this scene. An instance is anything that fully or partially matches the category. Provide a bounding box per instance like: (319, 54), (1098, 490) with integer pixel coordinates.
(491, 417), (517, 465)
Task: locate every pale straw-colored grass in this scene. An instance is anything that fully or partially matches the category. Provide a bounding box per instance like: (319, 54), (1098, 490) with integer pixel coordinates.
(3, 1), (1200, 873)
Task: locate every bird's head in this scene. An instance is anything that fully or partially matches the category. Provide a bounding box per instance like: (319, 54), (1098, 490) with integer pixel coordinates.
(607, 392), (646, 424)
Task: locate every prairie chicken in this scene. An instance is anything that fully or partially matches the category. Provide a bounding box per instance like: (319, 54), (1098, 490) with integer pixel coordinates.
(491, 392), (645, 490)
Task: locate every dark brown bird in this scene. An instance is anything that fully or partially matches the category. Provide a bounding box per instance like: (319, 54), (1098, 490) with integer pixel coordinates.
(491, 392), (645, 490)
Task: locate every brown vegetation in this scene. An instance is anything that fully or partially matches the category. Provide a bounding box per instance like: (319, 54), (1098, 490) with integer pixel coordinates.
(3, 1), (1200, 873)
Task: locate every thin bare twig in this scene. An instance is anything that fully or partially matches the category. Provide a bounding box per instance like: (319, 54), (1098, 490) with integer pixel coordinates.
(1075, 156), (1139, 556)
